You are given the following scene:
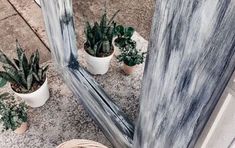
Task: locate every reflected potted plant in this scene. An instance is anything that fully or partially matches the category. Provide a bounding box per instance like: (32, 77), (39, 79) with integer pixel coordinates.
(114, 25), (135, 53)
(117, 44), (146, 75)
(0, 41), (49, 108)
(84, 8), (120, 75)
(0, 93), (28, 134)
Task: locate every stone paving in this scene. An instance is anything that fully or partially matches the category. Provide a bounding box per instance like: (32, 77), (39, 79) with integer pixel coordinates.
(0, 0), (50, 63)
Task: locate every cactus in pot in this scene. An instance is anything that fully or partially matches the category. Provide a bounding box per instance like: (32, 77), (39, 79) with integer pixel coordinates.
(0, 41), (50, 107)
(0, 93), (28, 134)
(84, 8), (120, 75)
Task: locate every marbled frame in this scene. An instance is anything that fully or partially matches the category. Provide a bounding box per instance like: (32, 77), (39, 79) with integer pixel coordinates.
(134, 0), (235, 147)
(40, 0), (133, 147)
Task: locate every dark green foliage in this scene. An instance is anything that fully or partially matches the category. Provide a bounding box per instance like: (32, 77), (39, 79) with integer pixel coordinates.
(0, 93), (27, 131)
(84, 9), (120, 57)
(0, 41), (48, 93)
(114, 25), (136, 49)
(115, 25), (146, 66)
(117, 47), (146, 66)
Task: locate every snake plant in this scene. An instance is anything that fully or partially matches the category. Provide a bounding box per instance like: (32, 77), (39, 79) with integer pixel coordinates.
(0, 93), (27, 131)
(0, 41), (48, 93)
(84, 9), (120, 57)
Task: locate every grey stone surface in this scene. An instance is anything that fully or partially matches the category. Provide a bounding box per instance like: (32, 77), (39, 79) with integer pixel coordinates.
(73, 0), (155, 48)
(0, 0), (17, 20)
(0, 14), (50, 63)
(8, 0), (49, 48)
(8, 0), (155, 50)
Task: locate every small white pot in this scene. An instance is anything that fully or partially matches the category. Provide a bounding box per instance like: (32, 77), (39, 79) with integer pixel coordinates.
(84, 51), (114, 75)
(12, 78), (50, 108)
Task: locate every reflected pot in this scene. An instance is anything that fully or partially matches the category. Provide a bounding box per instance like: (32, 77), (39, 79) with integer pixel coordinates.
(84, 50), (114, 75)
(123, 64), (136, 75)
(14, 122), (28, 134)
(12, 78), (50, 108)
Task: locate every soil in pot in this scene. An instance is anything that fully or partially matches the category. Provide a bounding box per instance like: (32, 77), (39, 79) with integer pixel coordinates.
(123, 64), (136, 75)
(14, 122), (28, 134)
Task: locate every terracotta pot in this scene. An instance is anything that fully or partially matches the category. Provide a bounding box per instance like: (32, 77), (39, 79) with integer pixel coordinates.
(14, 122), (28, 134)
(12, 78), (50, 108)
(57, 139), (108, 148)
(123, 64), (136, 75)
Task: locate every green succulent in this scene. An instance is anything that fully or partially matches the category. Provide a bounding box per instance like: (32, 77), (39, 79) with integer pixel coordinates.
(0, 40), (48, 93)
(114, 25), (136, 50)
(0, 93), (27, 131)
(84, 9), (120, 57)
(117, 46), (146, 67)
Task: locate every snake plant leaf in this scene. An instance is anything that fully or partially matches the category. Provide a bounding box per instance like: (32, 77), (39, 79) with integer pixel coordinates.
(16, 40), (24, 60)
(18, 69), (27, 88)
(108, 9), (120, 25)
(100, 13), (107, 32)
(94, 22), (102, 42)
(38, 69), (43, 80)
(0, 77), (7, 87)
(13, 59), (20, 68)
(19, 54), (29, 78)
(26, 73), (33, 90)
(0, 71), (16, 84)
(2, 66), (24, 87)
(42, 65), (48, 79)
(34, 49), (40, 71)
(102, 40), (111, 54)
(42, 65), (49, 74)
(86, 47), (95, 56)
(0, 50), (17, 70)
(32, 72), (40, 81)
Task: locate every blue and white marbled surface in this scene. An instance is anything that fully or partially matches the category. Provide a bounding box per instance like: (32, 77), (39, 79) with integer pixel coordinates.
(134, 0), (235, 148)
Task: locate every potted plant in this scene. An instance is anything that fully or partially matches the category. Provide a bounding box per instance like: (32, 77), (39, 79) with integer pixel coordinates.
(114, 25), (136, 52)
(0, 41), (50, 108)
(117, 45), (146, 75)
(84, 9), (120, 75)
(0, 93), (28, 134)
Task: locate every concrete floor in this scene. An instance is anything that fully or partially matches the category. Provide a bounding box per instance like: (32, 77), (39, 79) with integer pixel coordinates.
(0, 0), (149, 147)
(0, 0), (50, 62)
(7, 0), (155, 49)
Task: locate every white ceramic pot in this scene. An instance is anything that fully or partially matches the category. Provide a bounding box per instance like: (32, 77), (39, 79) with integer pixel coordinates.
(84, 51), (114, 75)
(12, 78), (50, 108)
